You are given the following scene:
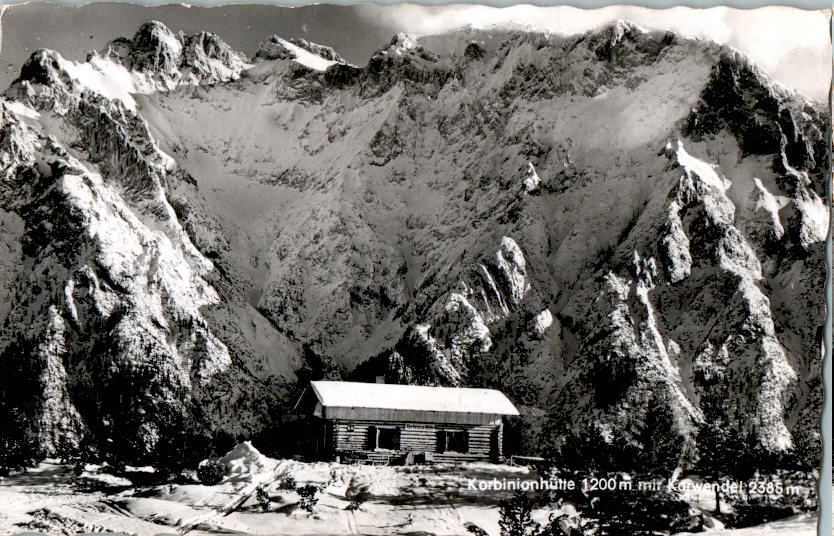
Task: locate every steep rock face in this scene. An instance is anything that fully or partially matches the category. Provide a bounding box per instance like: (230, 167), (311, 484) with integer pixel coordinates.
(550, 132), (818, 466)
(0, 29), (293, 458)
(393, 236), (536, 385)
(553, 269), (701, 471)
(0, 20), (827, 468)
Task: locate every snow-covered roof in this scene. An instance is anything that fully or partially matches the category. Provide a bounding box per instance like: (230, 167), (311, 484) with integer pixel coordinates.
(309, 381), (519, 416)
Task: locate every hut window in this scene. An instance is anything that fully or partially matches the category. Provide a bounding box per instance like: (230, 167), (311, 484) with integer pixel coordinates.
(437, 430), (469, 453)
(371, 426), (400, 450)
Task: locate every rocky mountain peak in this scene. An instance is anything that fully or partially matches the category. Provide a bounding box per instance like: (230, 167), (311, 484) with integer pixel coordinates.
(575, 20), (677, 74)
(180, 31), (249, 82)
(15, 49), (68, 88)
(92, 20), (248, 86)
(385, 32), (419, 53)
(255, 36), (293, 61)
(124, 20), (184, 75)
(357, 33), (453, 96)
(684, 50), (826, 177)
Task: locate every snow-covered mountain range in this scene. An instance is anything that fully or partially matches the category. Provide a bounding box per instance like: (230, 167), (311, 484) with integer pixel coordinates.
(0, 20), (827, 468)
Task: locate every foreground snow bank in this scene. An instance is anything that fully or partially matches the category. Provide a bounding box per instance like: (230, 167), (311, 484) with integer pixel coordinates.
(0, 452), (820, 536)
(219, 440), (279, 483)
(677, 513), (816, 535)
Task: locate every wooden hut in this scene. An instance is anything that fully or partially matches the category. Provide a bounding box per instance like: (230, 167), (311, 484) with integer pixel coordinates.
(303, 380), (519, 464)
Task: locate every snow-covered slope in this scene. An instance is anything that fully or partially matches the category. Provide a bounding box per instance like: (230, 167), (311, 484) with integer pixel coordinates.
(0, 20), (827, 470)
(0, 22), (296, 460)
(255, 35), (346, 71)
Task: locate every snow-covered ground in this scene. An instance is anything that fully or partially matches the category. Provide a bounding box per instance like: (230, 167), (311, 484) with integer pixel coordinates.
(676, 514), (817, 536)
(0, 443), (819, 536)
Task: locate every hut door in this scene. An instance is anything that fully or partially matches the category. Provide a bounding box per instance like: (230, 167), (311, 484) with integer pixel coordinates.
(447, 431), (468, 453)
(367, 425), (377, 450)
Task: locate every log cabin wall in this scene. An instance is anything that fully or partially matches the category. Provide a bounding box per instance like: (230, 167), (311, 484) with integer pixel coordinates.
(322, 407), (505, 426)
(322, 418), (503, 463)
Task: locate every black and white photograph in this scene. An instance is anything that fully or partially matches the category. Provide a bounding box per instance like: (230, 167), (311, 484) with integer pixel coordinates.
(0, 2), (829, 534)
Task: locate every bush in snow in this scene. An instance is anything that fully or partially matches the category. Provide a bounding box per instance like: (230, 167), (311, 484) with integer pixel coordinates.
(105, 457), (127, 475)
(197, 457), (226, 485)
(296, 483), (320, 513)
(256, 485), (271, 512)
(0, 408), (43, 476)
(345, 495), (365, 511)
(726, 495), (795, 529)
(65, 435), (100, 477)
(345, 473), (369, 511)
(590, 486), (697, 535)
(497, 492), (602, 536)
(0, 434), (41, 477)
(327, 468), (340, 486)
(498, 492), (540, 536)
(279, 475), (297, 490)
(154, 414), (214, 480)
(464, 522), (489, 535)
(540, 512), (599, 536)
